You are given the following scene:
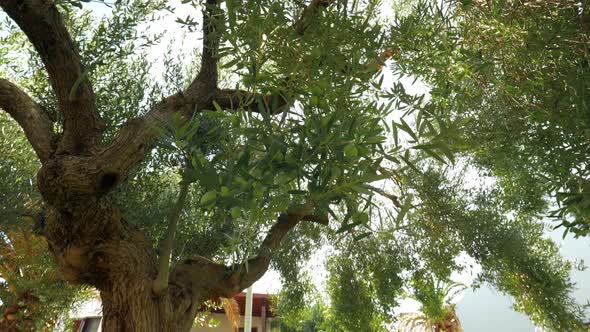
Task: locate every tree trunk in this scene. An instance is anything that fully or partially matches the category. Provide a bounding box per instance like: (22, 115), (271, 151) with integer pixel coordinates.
(100, 285), (165, 332)
(99, 267), (203, 332)
(0, 1), (321, 330)
(29, 152), (309, 331)
(36, 161), (202, 332)
(100, 273), (209, 331)
(101, 285), (203, 331)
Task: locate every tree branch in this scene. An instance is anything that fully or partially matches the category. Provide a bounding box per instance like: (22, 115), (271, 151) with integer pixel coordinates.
(187, 0), (223, 97)
(153, 175), (190, 296)
(294, 0), (336, 35)
(168, 201), (317, 301)
(212, 89), (289, 115)
(0, 79), (55, 161)
(0, 0), (103, 154)
(92, 92), (196, 187)
(93, 86), (288, 188)
(217, 201), (314, 296)
(81, 0), (336, 189)
(92, 0), (227, 182)
(206, 0), (339, 114)
(365, 184), (402, 208)
(0, 235), (17, 274)
(302, 213), (329, 225)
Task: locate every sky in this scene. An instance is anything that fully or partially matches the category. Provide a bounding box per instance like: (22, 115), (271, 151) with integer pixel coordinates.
(458, 231), (590, 332)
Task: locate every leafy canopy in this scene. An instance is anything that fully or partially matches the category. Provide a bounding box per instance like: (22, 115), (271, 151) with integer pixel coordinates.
(0, 0), (588, 331)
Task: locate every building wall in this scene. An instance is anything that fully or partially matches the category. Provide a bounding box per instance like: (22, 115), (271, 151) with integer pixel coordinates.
(69, 298), (280, 332)
(191, 313), (278, 332)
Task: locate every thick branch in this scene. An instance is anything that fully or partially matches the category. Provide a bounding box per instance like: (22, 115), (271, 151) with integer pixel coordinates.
(302, 213), (329, 225)
(188, 0), (223, 96)
(26, 92), (197, 199)
(93, 86), (288, 189)
(212, 89), (289, 115)
(219, 202), (314, 296)
(93, 93), (196, 186)
(168, 202), (316, 301)
(84, 0), (334, 189)
(90, 0), (226, 185)
(0, 235), (17, 274)
(153, 176), (190, 296)
(1, 0), (102, 153)
(0, 79), (55, 161)
(195, 0), (340, 115)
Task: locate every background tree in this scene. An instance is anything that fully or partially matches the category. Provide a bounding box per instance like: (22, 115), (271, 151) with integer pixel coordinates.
(391, 0), (590, 235)
(396, 275), (464, 332)
(0, 0), (587, 331)
(275, 163), (586, 332)
(0, 217), (88, 331)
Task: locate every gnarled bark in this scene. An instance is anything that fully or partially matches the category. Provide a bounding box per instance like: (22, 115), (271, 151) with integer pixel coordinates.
(39, 181), (203, 331)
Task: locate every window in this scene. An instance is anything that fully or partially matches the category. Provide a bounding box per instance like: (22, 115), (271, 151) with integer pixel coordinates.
(80, 317), (101, 332)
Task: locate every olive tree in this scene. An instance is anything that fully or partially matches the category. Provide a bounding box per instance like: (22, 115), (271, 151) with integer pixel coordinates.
(0, 0), (404, 330)
(0, 0), (585, 331)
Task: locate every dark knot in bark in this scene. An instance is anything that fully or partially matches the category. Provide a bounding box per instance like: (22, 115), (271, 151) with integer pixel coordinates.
(98, 172), (119, 193)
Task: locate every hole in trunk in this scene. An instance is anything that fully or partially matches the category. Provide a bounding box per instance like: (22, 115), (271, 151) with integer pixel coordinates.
(98, 173), (118, 192)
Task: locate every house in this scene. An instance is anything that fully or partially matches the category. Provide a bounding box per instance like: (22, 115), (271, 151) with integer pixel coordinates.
(73, 292), (279, 332)
(193, 293), (278, 332)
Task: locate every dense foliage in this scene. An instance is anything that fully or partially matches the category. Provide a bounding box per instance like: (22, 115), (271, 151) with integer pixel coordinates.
(392, 0), (590, 236)
(0, 0), (588, 331)
(274, 0), (590, 331)
(0, 217), (88, 331)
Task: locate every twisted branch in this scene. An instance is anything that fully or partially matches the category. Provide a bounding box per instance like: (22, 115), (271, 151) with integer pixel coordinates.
(0, 0), (102, 154)
(0, 79), (55, 161)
